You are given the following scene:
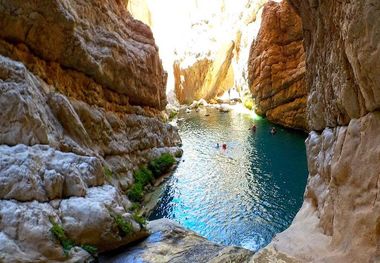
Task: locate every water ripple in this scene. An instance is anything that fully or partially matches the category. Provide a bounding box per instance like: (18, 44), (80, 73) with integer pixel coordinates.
(150, 109), (308, 252)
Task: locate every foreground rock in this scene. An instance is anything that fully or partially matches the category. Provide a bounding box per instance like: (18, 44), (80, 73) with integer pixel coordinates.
(100, 219), (255, 263)
(257, 0), (380, 262)
(248, 0), (307, 131)
(0, 0), (180, 261)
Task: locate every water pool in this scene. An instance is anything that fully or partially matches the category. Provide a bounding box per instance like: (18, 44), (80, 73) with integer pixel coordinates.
(149, 108), (308, 251)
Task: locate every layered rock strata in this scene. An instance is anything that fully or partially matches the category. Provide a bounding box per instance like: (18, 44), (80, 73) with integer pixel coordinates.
(248, 0), (307, 130)
(255, 1), (380, 262)
(0, 1), (181, 262)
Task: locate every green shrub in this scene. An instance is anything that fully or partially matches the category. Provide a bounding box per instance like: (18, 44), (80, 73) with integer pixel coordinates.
(130, 203), (141, 212)
(168, 110), (178, 120)
(81, 244), (98, 255)
(103, 166), (113, 180)
(128, 182), (144, 202)
(244, 98), (254, 111)
(148, 153), (176, 177)
(50, 218), (75, 253)
(132, 213), (146, 227)
(134, 166), (153, 186)
(113, 214), (133, 237)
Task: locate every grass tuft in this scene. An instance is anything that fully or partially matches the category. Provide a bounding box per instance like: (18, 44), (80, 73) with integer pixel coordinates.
(112, 214), (133, 237)
(148, 153), (176, 178)
(103, 166), (113, 181)
(81, 244), (98, 255)
(134, 166), (153, 186)
(49, 218), (75, 254)
(132, 213), (146, 227)
(128, 182), (144, 202)
(244, 98), (254, 110)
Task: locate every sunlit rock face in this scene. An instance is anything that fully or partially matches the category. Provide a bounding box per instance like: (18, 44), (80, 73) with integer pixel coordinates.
(248, 0), (307, 131)
(0, 0), (180, 261)
(102, 219), (256, 262)
(255, 1), (380, 262)
(128, 0), (267, 105)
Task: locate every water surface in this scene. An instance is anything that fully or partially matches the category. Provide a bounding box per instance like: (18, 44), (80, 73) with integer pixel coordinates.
(149, 108), (308, 252)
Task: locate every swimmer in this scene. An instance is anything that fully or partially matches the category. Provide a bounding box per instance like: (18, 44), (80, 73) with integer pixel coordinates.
(222, 143), (227, 150)
(250, 125), (256, 132)
(271, 127), (277, 135)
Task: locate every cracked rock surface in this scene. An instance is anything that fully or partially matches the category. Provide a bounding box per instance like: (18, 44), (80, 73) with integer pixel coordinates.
(0, 0), (180, 261)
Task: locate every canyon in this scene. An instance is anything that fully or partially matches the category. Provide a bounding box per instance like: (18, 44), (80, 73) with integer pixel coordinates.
(0, 0), (379, 262)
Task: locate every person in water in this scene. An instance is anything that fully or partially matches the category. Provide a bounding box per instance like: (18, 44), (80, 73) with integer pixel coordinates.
(222, 143), (227, 150)
(271, 127), (277, 135)
(251, 125), (256, 132)
(216, 143), (220, 148)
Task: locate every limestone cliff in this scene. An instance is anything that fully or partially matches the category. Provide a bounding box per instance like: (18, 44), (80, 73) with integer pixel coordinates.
(0, 0), (181, 262)
(248, 0), (307, 131)
(173, 0), (267, 104)
(128, 0), (267, 105)
(255, 1), (380, 262)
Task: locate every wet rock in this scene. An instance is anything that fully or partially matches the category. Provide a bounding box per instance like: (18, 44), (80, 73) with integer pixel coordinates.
(100, 219), (255, 263)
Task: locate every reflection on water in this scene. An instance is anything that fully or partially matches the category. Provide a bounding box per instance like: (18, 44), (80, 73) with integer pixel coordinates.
(150, 108), (308, 252)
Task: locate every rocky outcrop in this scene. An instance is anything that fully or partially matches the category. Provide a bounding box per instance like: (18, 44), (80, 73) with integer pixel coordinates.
(0, 0), (167, 109)
(0, 0), (180, 262)
(101, 219), (256, 262)
(174, 42), (235, 104)
(172, 0), (268, 105)
(248, 0), (307, 130)
(256, 1), (380, 262)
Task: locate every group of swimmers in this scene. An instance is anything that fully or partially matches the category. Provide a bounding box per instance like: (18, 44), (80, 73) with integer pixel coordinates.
(216, 143), (227, 149)
(249, 125), (277, 135)
(216, 125), (277, 149)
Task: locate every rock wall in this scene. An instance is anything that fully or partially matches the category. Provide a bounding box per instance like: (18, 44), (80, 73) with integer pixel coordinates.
(174, 41), (235, 104)
(173, 0), (267, 104)
(248, 0), (307, 131)
(127, 0), (267, 105)
(0, 0), (181, 262)
(255, 1), (380, 262)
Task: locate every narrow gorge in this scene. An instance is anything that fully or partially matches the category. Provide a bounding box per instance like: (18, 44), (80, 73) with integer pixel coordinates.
(0, 0), (379, 263)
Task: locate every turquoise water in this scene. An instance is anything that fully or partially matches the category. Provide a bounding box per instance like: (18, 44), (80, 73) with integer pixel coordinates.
(149, 108), (308, 252)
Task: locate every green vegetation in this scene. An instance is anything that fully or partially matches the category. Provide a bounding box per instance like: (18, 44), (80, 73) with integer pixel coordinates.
(126, 153), (176, 228)
(134, 166), (154, 185)
(50, 218), (98, 256)
(244, 97), (254, 111)
(128, 182), (144, 202)
(112, 213), (133, 237)
(49, 218), (75, 253)
(132, 213), (146, 227)
(130, 202), (141, 212)
(103, 166), (113, 181)
(81, 244), (98, 255)
(127, 153), (176, 201)
(168, 110), (178, 120)
(148, 153), (176, 177)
